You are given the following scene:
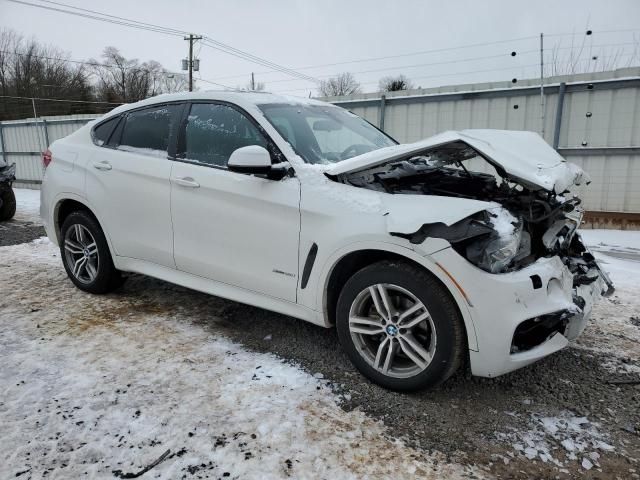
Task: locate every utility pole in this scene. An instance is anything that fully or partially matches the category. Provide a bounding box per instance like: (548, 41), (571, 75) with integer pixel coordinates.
(540, 32), (545, 138)
(250, 72), (255, 90)
(183, 34), (203, 92)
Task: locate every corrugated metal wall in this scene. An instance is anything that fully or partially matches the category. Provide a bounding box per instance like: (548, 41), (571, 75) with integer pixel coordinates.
(0, 114), (97, 189)
(329, 67), (640, 214)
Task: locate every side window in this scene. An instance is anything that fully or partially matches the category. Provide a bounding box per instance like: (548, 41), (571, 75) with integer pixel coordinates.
(183, 103), (268, 167)
(118, 104), (181, 156)
(92, 116), (120, 146)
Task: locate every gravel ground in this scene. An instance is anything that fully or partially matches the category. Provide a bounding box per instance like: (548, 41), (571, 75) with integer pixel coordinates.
(2, 195), (639, 479)
(0, 220), (45, 246)
(123, 275), (640, 479)
(0, 188), (44, 247)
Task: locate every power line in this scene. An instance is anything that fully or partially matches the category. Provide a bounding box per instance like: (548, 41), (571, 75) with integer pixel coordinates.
(272, 51), (639, 94)
(4, 0), (186, 36)
(200, 40), (319, 84)
(6, 0), (639, 92)
(196, 76), (235, 89)
(5, 0), (316, 84)
(546, 28), (640, 38)
(264, 51), (539, 85)
(31, 0), (317, 83)
(208, 35), (540, 81)
(199, 31), (640, 82)
(261, 40), (639, 86)
(32, 0), (189, 35)
(0, 95), (123, 104)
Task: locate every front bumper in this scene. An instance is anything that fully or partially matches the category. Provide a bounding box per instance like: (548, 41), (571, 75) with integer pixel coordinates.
(430, 246), (611, 377)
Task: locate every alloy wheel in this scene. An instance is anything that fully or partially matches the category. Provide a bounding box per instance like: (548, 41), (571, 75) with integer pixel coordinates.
(348, 283), (437, 378)
(63, 224), (99, 284)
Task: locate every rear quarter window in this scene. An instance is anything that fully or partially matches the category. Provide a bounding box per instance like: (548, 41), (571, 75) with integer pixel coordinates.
(92, 116), (120, 146)
(119, 105), (181, 155)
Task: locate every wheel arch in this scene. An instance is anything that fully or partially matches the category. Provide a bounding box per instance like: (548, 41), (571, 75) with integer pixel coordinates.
(319, 242), (479, 351)
(52, 195), (117, 261)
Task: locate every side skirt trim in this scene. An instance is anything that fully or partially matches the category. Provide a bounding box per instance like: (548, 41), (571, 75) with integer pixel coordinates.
(114, 255), (327, 327)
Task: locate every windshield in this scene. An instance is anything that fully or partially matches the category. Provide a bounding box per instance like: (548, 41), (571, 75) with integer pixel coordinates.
(258, 103), (397, 164)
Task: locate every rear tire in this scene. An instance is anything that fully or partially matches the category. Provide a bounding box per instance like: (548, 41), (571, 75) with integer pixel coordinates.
(0, 184), (16, 221)
(336, 260), (466, 391)
(60, 210), (125, 294)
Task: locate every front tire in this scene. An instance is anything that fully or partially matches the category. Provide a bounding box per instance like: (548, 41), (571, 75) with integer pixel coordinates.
(336, 260), (466, 391)
(0, 184), (16, 221)
(60, 211), (124, 294)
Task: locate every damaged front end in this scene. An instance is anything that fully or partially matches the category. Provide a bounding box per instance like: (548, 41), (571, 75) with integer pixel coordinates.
(328, 131), (613, 358)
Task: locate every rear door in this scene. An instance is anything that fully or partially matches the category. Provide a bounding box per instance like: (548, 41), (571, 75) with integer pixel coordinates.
(170, 102), (301, 302)
(85, 103), (184, 268)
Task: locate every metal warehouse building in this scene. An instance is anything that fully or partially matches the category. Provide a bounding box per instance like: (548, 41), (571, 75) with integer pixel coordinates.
(1, 67), (639, 227)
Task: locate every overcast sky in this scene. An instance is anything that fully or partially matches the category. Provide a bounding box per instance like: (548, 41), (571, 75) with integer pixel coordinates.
(1, 0), (639, 96)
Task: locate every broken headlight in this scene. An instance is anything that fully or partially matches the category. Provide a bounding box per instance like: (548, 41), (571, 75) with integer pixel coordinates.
(466, 209), (529, 273)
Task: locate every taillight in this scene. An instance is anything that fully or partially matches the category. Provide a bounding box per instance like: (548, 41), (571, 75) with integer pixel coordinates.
(42, 148), (52, 168)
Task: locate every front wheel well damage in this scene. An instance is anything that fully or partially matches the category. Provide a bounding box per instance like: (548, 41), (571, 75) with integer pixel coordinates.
(325, 249), (466, 336)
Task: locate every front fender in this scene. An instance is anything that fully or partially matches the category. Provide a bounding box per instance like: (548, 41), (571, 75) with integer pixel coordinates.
(313, 239), (479, 351)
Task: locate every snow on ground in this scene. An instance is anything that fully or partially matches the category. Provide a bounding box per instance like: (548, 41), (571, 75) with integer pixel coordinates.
(0, 239), (482, 480)
(575, 229), (640, 374)
(496, 411), (614, 470)
(12, 188), (41, 224)
(496, 229), (640, 471)
(4, 190), (639, 478)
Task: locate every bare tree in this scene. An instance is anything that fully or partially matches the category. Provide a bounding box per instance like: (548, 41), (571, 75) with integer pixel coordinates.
(318, 72), (360, 97)
(0, 28), (93, 120)
(546, 33), (640, 76)
(378, 74), (414, 92)
(90, 47), (187, 103)
(158, 71), (189, 94)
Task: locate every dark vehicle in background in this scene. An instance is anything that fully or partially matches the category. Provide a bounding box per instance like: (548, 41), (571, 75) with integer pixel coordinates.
(0, 159), (16, 221)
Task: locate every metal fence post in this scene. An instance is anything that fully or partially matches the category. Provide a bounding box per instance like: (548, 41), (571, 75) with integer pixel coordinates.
(0, 122), (5, 165)
(379, 94), (386, 131)
(552, 82), (566, 150)
(42, 118), (50, 149)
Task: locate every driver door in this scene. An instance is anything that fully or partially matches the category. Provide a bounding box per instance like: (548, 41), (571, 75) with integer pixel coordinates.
(170, 102), (301, 302)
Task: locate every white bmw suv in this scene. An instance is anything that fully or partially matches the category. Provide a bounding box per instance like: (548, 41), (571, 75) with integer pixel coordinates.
(41, 91), (612, 391)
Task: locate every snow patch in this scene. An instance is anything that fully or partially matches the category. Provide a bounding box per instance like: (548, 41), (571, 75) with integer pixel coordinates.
(497, 411), (614, 468)
(0, 238), (481, 479)
(487, 206), (517, 239)
(296, 162), (383, 213)
(12, 188), (42, 224)
(573, 229), (640, 372)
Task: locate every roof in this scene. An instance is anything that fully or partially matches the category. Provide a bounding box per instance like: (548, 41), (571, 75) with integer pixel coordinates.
(103, 90), (331, 119)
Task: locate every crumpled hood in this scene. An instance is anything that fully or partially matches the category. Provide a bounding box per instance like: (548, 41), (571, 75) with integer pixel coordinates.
(325, 129), (588, 193)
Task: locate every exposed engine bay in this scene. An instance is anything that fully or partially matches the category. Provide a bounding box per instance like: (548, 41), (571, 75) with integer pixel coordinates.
(329, 140), (614, 296)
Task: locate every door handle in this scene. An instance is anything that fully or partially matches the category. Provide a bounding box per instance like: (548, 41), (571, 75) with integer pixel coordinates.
(173, 176), (200, 188)
(93, 161), (112, 171)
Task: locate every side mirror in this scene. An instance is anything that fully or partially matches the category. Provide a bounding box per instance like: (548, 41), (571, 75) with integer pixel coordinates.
(228, 145), (272, 175)
(228, 145), (289, 180)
